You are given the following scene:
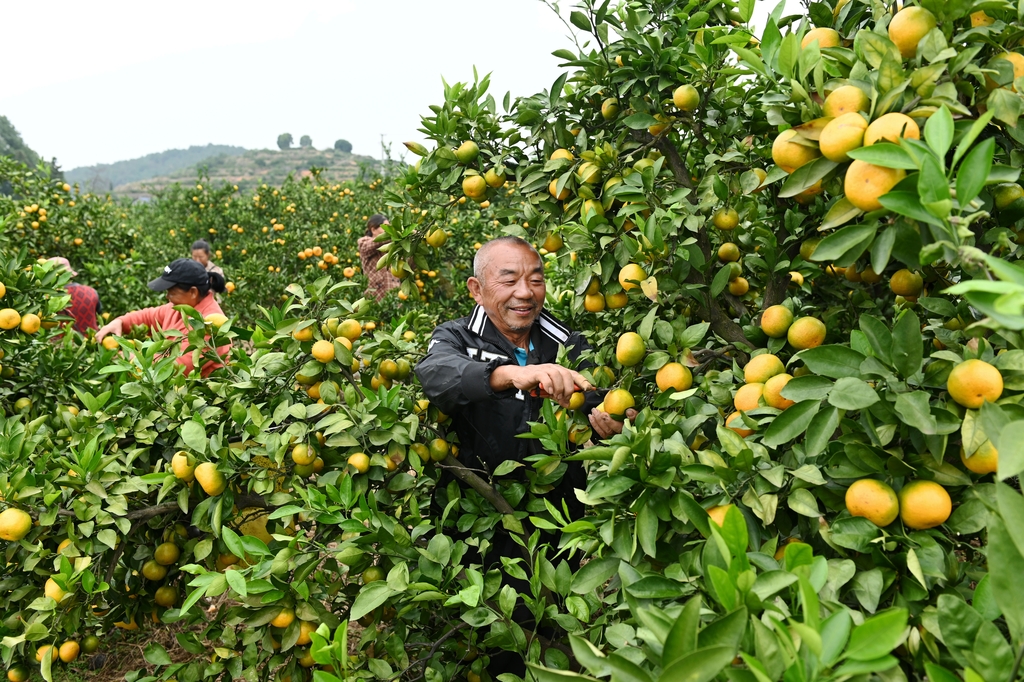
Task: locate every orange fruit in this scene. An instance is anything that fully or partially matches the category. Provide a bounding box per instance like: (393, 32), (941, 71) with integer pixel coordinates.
(44, 577), (65, 602)
(271, 607), (296, 629)
(428, 439), (449, 462)
(845, 479), (899, 527)
(760, 305), (794, 338)
(618, 263), (647, 291)
(568, 391), (586, 410)
(788, 317), (827, 350)
(726, 412), (753, 437)
(19, 313), (40, 334)
(36, 645), (58, 663)
(601, 98), (620, 120)
(961, 441), (998, 475)
(606, 292), (628, 309)
(194, 463), (226, 496)
(971, 11), (995, 27)
(548, 178), (570, 200)
(7, 666), (29, 682)
(820, 112), (867, 162)
(296, 620), (317, 646)
(462, 175), (487, 200)
(728, 277), (749, 296)
(789, 271), (804, 286)
(744, 353), (785, 384)
(311, 340), (335, 363)
(713, 207), (740, 230)
(822, 85), (870, 118)
(550, 148), (574, 161)
(338, 319), (362, 341)
(603, 388), (635, 419)
(142, 559), (168, 581)
(348, 452), (371, 472)
(864, 113), (920, 146)
(154, 585), (177, 607)
(986, 52), (1024, 91)
(615, 332), (646, 367)
(734, 383), (764, 411)
(947, 359), (1003, 408)
(888, 6), (937, 59)
(0, 508), (32, 541)
(0, 309), (21, 330)
(801, 27), (840, 49)
(898, 480), (951, 529)
(82, 635), (100, 653)
(718, 242), (740, 262)
(772, 128), (821, 173)
(154, 541), (180, 565)
(656, 362), (692, 392)
(362, 566), (385, 584)
(584, 293), (605, 312)
(763, 374), (795, 410)
(889, 269), (923, 297)
(707, 504), (733, 527)
(673, 84), (700, 111)
(844, 160), (906, 211)
(861, 266), (883, 283)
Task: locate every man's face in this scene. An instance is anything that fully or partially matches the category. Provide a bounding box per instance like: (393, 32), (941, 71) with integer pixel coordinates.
(468, 243), (545, 338)
(191, 249), (209, 266)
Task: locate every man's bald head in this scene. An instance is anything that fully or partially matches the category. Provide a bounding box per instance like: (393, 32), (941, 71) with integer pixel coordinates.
(473, 236), (542, 283)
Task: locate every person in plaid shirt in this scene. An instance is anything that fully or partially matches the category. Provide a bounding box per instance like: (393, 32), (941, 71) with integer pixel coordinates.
(48, 257), (100, 333)
(357, 214), (401, 302)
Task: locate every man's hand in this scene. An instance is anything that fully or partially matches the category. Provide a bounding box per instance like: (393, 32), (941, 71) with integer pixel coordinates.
(589, 408), (638, 439)
(490, 364), (593, 408)
(96, 317), (123, 341)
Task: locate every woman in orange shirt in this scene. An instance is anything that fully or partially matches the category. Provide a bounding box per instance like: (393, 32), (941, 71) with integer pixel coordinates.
(96, 259), (230, 377)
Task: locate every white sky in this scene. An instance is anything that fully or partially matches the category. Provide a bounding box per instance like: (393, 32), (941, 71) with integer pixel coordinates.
(2, 0), (785, 170)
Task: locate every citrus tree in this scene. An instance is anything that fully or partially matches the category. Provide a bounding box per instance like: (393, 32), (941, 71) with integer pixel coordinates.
(2, 0), (1024, 681)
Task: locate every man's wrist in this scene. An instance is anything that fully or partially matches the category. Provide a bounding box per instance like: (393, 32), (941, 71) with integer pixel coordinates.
(489, 364), (518, 392)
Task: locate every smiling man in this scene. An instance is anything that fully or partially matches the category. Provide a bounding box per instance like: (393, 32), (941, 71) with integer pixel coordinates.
(415, 236), (627, 531)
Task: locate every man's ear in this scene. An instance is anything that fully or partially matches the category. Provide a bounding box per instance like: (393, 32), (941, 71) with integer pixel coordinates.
(467, 277), (482, 301)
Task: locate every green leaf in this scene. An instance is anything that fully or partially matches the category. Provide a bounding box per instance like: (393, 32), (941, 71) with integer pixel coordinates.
(664, 597), (701, 666)
(956, 137), (994, 206)
(779, 158), (838, 198)
(891, 310), (923, 378)
(181, 420), (207, 455)
(827, 377), (879, 410)
(997, 421), (1024, 481)
(925, 106), (954, 159)
(859, 315), (893, 365)
(819, 196), (864, 230)
(623, 114), (660, 130)
(637, 503), (659, 558)
(224, 568), (247, 598)
(571, 557), (620, 594)
(763, 400), (820, 448)
(846, 143), (919, 169)
(952, 111), (995, 168)
(781, 375), (834, 401)
(569, 10), (591, 31)
(879, 191), (946, 227)
(349, 582), (392, 622)
(820, 610), (852, 666)
(788, 488), (820, 517)
(894, 391), (937, 434)
(659, 645), (738, 682)
(526, 665), (601, 682)
(808, 223), (877, 263)
(844, 608), (908, 661)
(626, 576), (689, 599)
(144, 642), (173, 666)
(711, 264), (732, 297)
(798, 345), (866, 378)
(607, 653), (654, 682)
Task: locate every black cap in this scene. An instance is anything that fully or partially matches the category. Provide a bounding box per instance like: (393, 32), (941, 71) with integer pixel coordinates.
(148, 258), (209, 291)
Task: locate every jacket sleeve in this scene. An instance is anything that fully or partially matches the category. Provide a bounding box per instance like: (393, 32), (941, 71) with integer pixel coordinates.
(414, 324), (515, 415)
(120, 305), (165, 330)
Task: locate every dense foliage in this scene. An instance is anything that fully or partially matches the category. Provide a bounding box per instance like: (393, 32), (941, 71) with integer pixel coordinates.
(2, 1), (1024, 682)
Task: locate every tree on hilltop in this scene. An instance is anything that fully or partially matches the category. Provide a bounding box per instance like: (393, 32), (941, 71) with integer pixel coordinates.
(334, 139), (352, 153)
(276, 133), (293, 150)
(299, 135), (312, 148)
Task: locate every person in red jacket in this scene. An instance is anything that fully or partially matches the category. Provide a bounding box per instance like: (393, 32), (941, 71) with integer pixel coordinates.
(96, 259), (230, 377)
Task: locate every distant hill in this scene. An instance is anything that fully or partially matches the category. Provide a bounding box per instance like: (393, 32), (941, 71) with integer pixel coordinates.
(66, 144), (248, 193)
(113, 147), (379, 198)
(0, 116), (42, 167)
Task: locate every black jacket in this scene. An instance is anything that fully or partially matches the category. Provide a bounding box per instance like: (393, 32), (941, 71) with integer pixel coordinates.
(414, 305), (601, 518)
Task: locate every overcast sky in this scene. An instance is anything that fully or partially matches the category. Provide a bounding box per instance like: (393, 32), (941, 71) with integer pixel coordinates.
(2, 0), (784, 171)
